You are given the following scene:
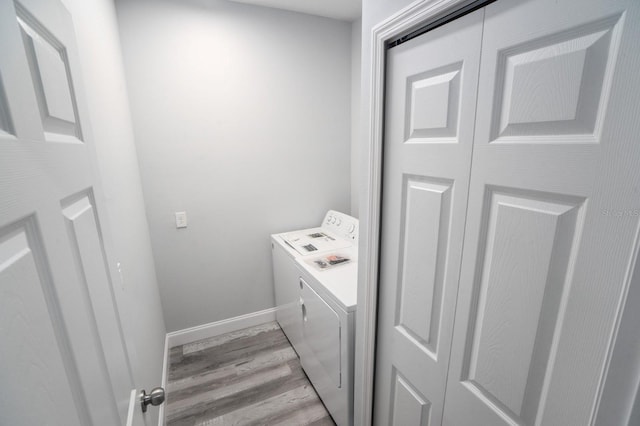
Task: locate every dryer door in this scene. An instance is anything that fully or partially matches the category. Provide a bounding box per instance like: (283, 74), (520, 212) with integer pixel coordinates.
(300, 277), (341, 389)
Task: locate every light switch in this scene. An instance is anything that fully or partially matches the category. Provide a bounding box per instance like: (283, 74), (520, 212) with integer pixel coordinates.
(175, 211), (187, 229)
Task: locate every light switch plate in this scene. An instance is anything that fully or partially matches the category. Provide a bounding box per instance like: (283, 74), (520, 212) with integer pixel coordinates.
(175, 211), (187, 228)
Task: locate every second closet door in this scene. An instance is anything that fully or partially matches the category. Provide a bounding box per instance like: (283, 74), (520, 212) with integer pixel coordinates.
(443, 0), (640, 425)
(373, 9), (483, 426)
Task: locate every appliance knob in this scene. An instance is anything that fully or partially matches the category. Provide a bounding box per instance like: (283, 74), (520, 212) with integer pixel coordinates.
(348, 224), (355, 233)
(327, 215), (333, 223)
(337, 218), (342, 226)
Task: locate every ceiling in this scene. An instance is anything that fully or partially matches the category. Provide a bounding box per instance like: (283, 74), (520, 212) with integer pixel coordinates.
(227, 0), (361, 21)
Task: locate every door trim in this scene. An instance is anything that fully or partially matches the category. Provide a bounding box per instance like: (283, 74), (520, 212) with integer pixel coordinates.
(356, 1), (484, 424)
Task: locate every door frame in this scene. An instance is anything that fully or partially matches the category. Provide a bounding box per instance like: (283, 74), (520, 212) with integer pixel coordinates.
(355, 0), (640, 424)
(355, 2), (483, 424)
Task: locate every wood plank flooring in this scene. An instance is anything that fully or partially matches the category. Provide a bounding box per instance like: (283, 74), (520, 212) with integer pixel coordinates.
(166, 322), (335, 426)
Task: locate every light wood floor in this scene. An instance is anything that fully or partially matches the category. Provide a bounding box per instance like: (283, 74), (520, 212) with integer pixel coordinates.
(166, 322), (335, 426)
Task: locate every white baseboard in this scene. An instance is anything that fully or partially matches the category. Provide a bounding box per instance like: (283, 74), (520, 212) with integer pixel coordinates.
(166, 307), (277, 349)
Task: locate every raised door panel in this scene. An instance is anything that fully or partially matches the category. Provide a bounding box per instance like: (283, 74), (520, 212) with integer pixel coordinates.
(0, 77), (12, 136)
(396, 177), (452, 359)
(62, 192), (132, 417)
(462, 189), (584, 424)
(0, 220), (83, 426)
(391, 372), (431, 426)
(374, 10), (483, 426)
(444, 0), (640, 425)
(490, 14), (623, 144)
(406, 64), (461, 141)
(16, 3), (82, 143)
(0, 0), (43, 141)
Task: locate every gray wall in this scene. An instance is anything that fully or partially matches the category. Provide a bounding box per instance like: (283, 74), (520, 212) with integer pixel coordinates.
(115, 0), (352, 332)
(61, 0), (166, 422)
(350, 18), (362, 217)
(356, 0), (415, 220)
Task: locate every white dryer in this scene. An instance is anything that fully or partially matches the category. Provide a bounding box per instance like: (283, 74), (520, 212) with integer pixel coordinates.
(271, 211), (358, 426)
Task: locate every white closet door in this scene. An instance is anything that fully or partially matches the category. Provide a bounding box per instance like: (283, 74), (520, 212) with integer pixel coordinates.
(443, 0), (640, 425)
(373, 10), (483, 425)
(0, 1), (138, 424)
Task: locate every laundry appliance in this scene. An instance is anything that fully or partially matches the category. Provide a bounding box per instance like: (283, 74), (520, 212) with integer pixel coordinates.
(271, 210), (358, 426)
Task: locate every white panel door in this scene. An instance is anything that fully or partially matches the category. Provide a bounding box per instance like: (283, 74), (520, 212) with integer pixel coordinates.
(0, 0), (143, 424)
(443, 0), (640, 425)
(374, 10), (483, 426)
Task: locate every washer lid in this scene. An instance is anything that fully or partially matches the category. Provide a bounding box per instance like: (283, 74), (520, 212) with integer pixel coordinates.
(282, 230), (351, 256)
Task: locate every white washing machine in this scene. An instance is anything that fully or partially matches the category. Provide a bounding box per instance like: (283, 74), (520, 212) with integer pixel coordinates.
(271, 211), (358, 426)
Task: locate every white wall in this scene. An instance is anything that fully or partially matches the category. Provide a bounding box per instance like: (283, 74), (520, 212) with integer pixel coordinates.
(115, 0), (352, 332)
(354, 0), (417, 424)
(354, 0), (416, 220)
(60, 0), (167, 423)
(350, 18), (362, 217)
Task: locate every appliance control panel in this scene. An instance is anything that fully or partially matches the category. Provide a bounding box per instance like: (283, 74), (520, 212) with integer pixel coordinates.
(322, 210), (359, 244)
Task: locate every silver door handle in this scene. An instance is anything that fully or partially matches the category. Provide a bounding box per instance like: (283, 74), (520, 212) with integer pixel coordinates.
(140, 387), (165, 412)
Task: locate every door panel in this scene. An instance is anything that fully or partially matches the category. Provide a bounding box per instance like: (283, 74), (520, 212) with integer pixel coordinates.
(396, 178), (452, 358)
(0, 219), (85, 426)
(0, 0), (137, 424)
(16, 3), (82, 142)
(443, 0), (640, 425)
(391, 372), (432, 426)
(62, 192), (133, 416)
(459, 189), (584, 423)
(406, 63), (462, 141)
(374, 10), (484, 425)
(489, 15), (622, 144)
